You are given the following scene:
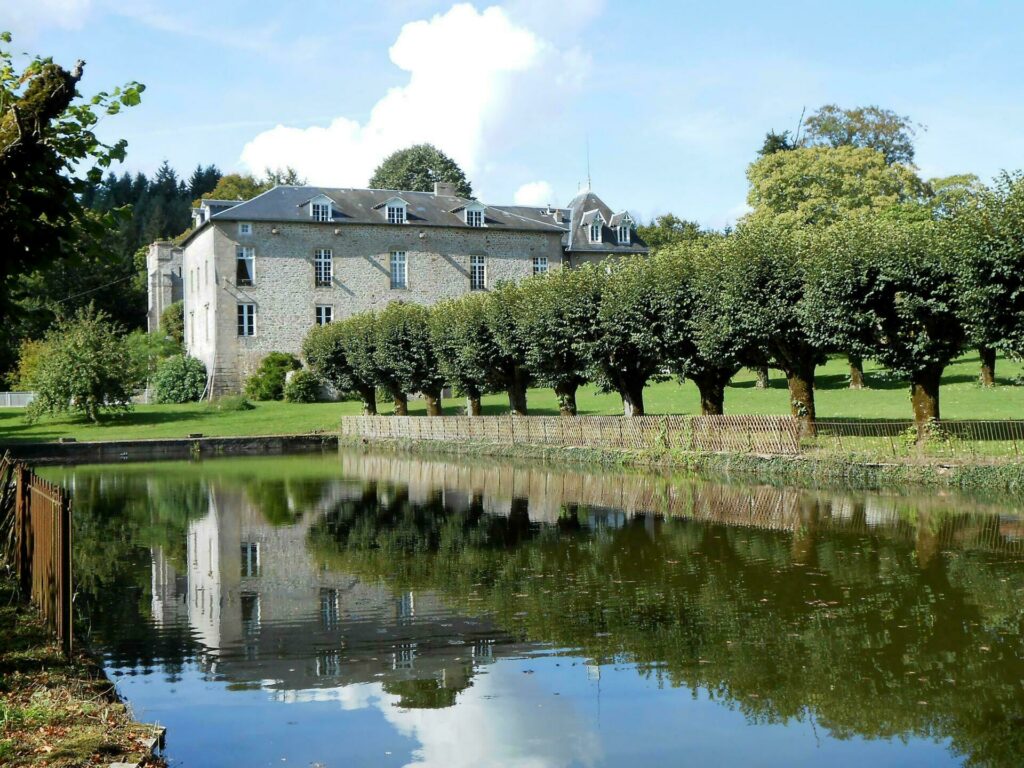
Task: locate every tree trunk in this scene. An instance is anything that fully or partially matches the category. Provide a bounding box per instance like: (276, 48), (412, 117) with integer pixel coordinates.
(554, 381), (578, 416)
(424, 390), (443, 416)
(910, 365), (943, 436)
(619, 379), (645, 417)
(785, 363), (816, 436)
(848, 354), (865, 390)
(359, 387), (378, 415)
(506, 368), (528, 415)
(393, 392), (408, 416)
(693, 374), (725, 416)
(466, 393), (482, 416)
(754, 366), (770, 389)
(979, 346), (996, 387)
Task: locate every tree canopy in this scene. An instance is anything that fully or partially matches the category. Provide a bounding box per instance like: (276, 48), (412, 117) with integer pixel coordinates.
(802, 104), (920, 166)
(368, 144), (473, 197)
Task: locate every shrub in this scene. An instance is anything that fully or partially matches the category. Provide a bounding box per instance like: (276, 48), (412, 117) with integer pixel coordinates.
(244, 352), (302, 401)
(25, 305), (135, 423)
(284, 370), (322, 403)
(153, 355), (207, 403)
(204, 395), (254, 413)
(160, 301), (185, 347)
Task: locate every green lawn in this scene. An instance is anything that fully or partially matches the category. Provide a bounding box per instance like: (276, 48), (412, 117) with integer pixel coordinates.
(1, 353), (1022, 444)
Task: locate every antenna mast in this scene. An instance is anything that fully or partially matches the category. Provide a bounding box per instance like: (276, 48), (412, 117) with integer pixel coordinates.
(586, 135), (592, 190)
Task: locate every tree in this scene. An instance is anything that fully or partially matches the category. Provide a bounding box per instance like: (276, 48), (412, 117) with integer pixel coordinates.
(586, 257), (666, 416)
(950, 172), (1024, 386)
(758, 129), (795, 156)
(374, 302), (446, 416)
(369, 144), (473, 197)
(484, 282), (535, 415)
(0, 33), (143, 374)
(713, 223), (825, 433)
(805, 218), (966, 430)
(187, 164), (222, 200)
(635, 213), (706, 252)
(201, 173), (271, 203)
(428, 294), (495, 416)
(160, 301), (185, 346)
(746, 145), (928, 228)
(517, 267), (602, 415)
(658, 237), (747, 415)
(303, 314), (380, 414)
(244, 352), (301, 401)
(25, 305), (136, 423)
(802, 104), (920, 166)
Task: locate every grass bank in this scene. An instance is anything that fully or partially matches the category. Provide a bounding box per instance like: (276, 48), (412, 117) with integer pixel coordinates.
(338, 436), (1024, 493)
(0, 570), (164, 767)
(2, 353), (1022, 445)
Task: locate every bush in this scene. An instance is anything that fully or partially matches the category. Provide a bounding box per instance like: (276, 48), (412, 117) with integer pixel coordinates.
(244, 352), (302, 401)
(284, 370), (322, 403)
(153, 355), (207, 403)
(204, 395), (254, 413)
(26, 305), (135, 423)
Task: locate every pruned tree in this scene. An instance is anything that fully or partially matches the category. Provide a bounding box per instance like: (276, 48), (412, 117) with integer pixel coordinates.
(368, 143), (472, 197)
(585, 257), (666, 417)
(303, 313), (380, 414)
(659, 237), (747, 415)
(428, 294), (496, 416)
(374, 302), (446, 416)
(805, 218), (966, 431)
(714, 223), (825, 433)
(517, 266), (602, 415)
(949, 171), (1024, 386)
(484, 282), (535, 415)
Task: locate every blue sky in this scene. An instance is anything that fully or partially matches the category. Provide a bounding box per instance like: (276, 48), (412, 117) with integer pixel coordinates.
(6, 0), (1023, 227)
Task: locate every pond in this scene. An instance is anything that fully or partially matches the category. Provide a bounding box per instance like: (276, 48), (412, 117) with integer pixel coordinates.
(50, 452), (1024, 767)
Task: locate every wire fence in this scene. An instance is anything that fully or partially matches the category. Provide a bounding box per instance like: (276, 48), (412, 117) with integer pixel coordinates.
(0, 391), (36, 407)
(341, 414), (1024, 463)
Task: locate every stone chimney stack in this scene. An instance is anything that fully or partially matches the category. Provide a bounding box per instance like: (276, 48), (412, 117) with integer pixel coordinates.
(433, 181), (458, 197)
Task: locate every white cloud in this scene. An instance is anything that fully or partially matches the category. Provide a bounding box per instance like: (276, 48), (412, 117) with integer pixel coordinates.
(240, 3), (589, 189)
(3, 0), (92, 33)
(513, 180), (554, 206)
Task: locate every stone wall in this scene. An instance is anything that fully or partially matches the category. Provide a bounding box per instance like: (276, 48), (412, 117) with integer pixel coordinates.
(186, 220), (565, 394)
(146, 242), (183, 334)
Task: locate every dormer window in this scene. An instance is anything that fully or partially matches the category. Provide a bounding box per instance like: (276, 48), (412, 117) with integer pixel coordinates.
(589, 220), (602, 244)
(387, 204), (406, 224)
(617, 224), (630, 244)
(311, 202), (331, 222)
(466, 209), (483, 227)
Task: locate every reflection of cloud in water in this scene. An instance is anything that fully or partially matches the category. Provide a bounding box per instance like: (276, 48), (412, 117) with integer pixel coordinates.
(272, 664), (602, 768)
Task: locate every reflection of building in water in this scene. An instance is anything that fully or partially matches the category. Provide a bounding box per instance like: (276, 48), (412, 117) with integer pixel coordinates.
(150, 482), (529, 705)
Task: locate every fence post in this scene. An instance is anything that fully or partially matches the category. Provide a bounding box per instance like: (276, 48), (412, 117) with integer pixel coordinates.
(16, 465), (31, 595)
(59, 492), (72, 656)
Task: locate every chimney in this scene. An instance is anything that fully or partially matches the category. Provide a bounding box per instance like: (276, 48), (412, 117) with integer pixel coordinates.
(433, 181), (457, 197)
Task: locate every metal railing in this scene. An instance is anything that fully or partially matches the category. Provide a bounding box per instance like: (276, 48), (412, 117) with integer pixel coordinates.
(341, 414), (803, 455)
(810, 420), (1024, 462)
(1, 452), (72, 655)
(0, 391), (36, 407)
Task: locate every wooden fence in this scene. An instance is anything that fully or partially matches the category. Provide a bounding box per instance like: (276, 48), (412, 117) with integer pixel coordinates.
(340, 414), (803, 455)
(0, 452), (72, 655)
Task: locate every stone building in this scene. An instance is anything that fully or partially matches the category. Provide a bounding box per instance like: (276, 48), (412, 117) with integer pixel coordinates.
(147, 182), (647, 395)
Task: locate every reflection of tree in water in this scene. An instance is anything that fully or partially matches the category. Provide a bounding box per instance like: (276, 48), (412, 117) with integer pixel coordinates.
(382, 677), (460, 709)
(309, 489), (1024, 768)
(245, 478), (331, 527)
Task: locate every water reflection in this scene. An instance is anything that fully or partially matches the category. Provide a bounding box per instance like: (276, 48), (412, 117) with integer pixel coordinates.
(56, 453), (1024, 767)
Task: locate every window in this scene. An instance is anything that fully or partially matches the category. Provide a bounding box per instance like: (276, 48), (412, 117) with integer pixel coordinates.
(311, 201), (331, 222)
(237, 303), (256, 336)
(589, 220), (602, 243)
(314, 248), (333, 285)
(466, 208), (483, 227)
(387, 204), (406, 224)
(315, 305), (333, 326)
(236, 246), (255, 286)
(188, 311), (194, 346)
(204, 261), (209, 286)
(617, 224), (630, 244)
(320, 588), (340, 630)
(204, 305), (209, 341)
(390, 251), (407, 289)
(532, 255), (549, 275)
(238, 222), (252, 236)
(470, 255), (486, 290)
(240, 592), (261, 634)
(240, 542), (260, 577)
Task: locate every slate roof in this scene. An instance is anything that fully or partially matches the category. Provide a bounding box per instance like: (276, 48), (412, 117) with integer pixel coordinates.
(188, 186), (567, 240)
(185, 185), (648, 255)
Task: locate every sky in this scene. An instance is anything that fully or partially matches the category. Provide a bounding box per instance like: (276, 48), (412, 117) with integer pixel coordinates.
(5, 0), (1024, 228)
